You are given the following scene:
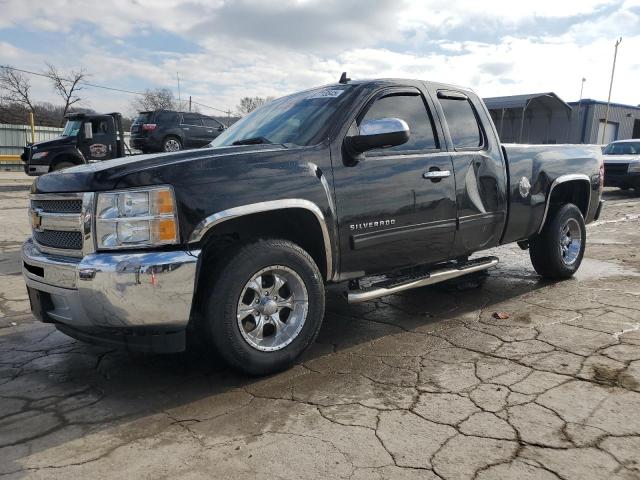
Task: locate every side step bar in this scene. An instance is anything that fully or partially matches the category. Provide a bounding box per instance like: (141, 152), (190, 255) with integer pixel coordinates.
(347, 256), (499, 303)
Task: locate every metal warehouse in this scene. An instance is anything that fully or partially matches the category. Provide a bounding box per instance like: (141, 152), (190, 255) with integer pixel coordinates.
(484, 93), (640, 144)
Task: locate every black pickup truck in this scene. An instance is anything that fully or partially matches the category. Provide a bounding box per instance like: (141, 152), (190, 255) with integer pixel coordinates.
(22, 77), (604, 374)
(21, 113), (127, 175)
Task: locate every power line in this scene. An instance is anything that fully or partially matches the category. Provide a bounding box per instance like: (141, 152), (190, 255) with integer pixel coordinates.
(0, 64), (231, 114)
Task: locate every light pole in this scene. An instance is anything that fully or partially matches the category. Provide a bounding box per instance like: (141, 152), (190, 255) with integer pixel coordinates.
(601, 37), (622, 144)
(574, 77), (586, 143)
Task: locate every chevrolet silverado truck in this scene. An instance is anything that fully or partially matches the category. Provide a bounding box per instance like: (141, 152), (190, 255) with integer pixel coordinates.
(22, 76), (604, 375)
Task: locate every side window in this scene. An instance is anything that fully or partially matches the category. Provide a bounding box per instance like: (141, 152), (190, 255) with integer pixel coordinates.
(181, 114), (202, 126)
(360, 93), (438, 153)
(91, 119), (109, 135)
(438, 96), (483, 149)
(202, 117), (222, 128)
(156, 112), (178, 124)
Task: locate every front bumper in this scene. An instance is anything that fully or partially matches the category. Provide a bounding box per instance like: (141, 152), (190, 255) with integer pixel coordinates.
(26, 164), (50, 176)
(22, 238), (200, 352)
(604, 172), (640, 188)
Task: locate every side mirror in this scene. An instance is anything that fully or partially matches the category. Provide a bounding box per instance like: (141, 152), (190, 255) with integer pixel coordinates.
(349, 118), (410, 153)
(218, 125), (225, 132)
(83, 122), (93, 140)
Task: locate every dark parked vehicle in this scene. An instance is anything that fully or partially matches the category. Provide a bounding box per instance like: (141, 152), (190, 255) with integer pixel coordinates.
(130, 110), (226, 153)
(23, 76), (604, 375)
(602, 139), (640, 195)
(21, 112), (126, 176)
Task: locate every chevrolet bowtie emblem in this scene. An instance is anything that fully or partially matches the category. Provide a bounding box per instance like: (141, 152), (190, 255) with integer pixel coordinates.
(30, 209), (43, 231)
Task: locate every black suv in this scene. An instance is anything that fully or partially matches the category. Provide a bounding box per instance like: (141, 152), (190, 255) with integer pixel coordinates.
(130, 110), (226, 153)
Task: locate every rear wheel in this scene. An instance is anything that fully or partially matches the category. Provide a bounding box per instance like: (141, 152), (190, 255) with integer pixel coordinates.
(162, 136), (182, 152)
(529, 203), (586, 279)
(201, 239), (325, 375)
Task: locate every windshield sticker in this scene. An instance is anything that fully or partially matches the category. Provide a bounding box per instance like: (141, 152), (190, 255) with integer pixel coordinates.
(307, 89), (345, 100)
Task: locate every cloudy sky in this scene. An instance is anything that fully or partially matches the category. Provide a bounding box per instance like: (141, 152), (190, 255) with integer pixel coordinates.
(1, 0), (639, 116)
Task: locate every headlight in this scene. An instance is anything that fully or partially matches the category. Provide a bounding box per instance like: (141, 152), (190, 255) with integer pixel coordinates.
(32, 151), (48, 160)
(95, 186), (178, 249)
(628, 163), (640, 173)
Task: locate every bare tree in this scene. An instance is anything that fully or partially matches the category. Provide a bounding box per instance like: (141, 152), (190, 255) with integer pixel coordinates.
(0, 66), (35, 113)
(236, 96), (275, 116)
(45, 63), (86, 126)
(131, 88), (177, 112)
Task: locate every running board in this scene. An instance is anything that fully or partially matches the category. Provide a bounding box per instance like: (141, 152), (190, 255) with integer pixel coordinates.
(346, 256), (499, 303)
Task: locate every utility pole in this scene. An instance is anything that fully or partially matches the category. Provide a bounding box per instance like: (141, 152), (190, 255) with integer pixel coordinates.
(227, 109), (231, 127)
(189, 96), (192, 112)
(601, 38), (622, 144)
(176, 72), (182, 110)
(574, 77), (586, 143)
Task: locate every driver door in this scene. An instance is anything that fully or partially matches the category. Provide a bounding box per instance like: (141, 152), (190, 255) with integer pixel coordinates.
(78, 116), (118, 162)
(333, 88), (457, 276)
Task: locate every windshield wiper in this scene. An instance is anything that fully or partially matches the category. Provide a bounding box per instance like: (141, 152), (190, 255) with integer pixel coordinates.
(232, 136), (272, 146)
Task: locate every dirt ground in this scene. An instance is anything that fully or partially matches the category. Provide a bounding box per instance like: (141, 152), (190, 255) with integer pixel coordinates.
(1, 175), (640, 479)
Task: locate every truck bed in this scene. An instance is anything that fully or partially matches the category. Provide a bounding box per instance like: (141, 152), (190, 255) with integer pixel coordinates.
(500, 143), (602, 245)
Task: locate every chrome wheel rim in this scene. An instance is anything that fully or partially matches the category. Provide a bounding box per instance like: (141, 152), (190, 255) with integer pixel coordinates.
(236, 265), (308, 352)
(559, 218), (582, 265)
(164, 139), (181, 152)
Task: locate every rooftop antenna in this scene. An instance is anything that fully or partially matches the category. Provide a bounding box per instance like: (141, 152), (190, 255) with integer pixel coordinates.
(339, 72), (350, 84)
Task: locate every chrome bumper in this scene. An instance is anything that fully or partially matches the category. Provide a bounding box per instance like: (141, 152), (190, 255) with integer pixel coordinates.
(22, 238), (200, 331)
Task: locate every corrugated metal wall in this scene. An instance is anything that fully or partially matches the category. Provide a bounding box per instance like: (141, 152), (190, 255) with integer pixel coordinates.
(0, 124), (64, 155)
(577, 103), (640, 143)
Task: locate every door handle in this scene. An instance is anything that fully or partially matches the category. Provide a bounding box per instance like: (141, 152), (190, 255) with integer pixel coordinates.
(423, 170), (451, 179)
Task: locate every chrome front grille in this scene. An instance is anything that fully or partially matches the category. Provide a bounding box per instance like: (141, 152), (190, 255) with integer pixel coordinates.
(31, 199), (82, 214)
(33, 230), (83, 250)
(29, 193), (94, 258)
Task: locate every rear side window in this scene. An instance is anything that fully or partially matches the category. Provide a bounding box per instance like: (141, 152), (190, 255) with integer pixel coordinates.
(438, 96), (483, 149)
(156, 112), (179, 124)
(181, 114), (202, 126)
(134, 113), (152, 124)
(360, 93), (438, 153)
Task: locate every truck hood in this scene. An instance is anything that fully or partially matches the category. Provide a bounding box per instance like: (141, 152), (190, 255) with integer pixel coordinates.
(31, 135), (75, 150)
(32, 144), (295, 193)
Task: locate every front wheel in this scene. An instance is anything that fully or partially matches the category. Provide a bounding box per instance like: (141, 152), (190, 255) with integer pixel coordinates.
(51, 161), (75, 172)
(529, 203), (586, 279)
(202, 239), (325, 375)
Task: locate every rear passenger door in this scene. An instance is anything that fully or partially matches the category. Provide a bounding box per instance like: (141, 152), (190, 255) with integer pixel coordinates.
(180, 114), (206, 148)
(435, 90), (507, 255)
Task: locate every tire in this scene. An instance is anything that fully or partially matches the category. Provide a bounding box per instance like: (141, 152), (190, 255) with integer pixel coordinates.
(51, 161), (75, 172)
(202, 239), (325, 375)
(529, 203), (586, 279)
(162, 136), (182, 152)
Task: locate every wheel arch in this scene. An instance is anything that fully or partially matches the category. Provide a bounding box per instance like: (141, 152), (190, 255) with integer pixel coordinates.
(190, 200), (333, 282)
(538, 174), (591, 234)
(50, 152), (84, 170)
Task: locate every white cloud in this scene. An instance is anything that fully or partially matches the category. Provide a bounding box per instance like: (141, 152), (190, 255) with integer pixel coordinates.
(0, 0), (638, 116)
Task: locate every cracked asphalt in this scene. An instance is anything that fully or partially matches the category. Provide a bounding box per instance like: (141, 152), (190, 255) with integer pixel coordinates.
(1, 177), (640, 479)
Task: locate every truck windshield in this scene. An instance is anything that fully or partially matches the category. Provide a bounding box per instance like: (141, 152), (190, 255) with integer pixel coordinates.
(603, 142), (640, 155)
(61, 120), (82, 137)
(211, 86), (354, 148)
